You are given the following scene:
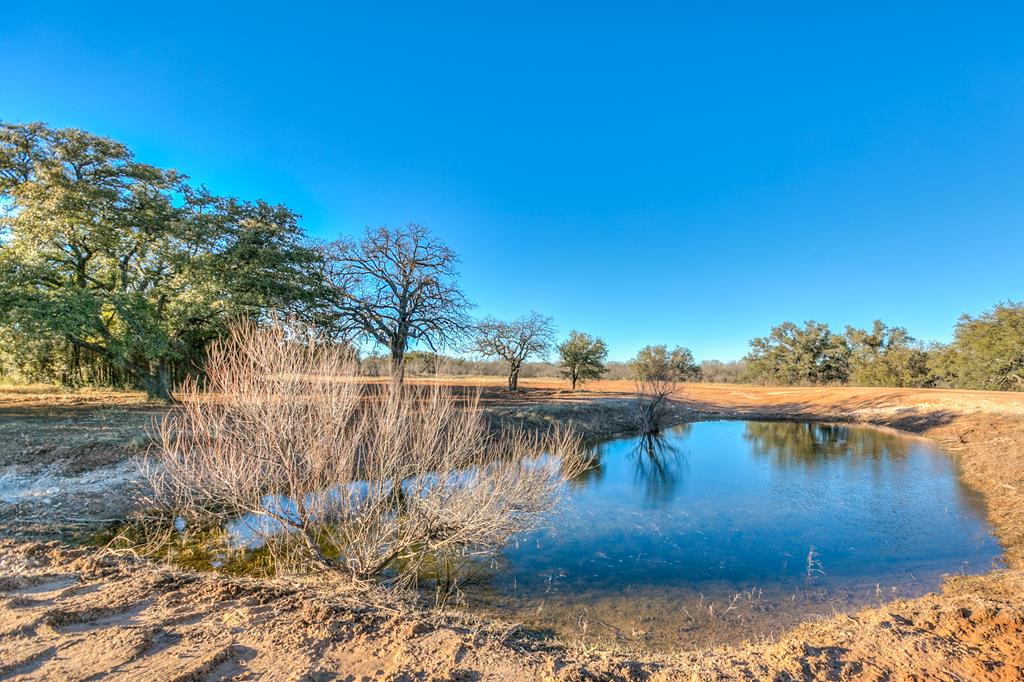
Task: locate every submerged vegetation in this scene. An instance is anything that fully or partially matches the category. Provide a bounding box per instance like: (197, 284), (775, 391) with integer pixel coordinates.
(138, 319), (586, 588)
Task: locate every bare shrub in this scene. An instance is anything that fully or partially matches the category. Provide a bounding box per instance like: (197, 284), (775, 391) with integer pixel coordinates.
(635, 374), (677, 435)
(630, 346), (690, 434)
(143, 319), (584, 587)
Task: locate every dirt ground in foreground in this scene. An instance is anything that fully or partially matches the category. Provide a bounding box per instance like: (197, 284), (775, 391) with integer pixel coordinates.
(1, 380), (1024, 680)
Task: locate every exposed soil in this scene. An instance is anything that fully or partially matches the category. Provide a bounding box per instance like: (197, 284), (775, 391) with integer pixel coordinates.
(0, 387), (161, 539)
(2, 381), (1024, 680)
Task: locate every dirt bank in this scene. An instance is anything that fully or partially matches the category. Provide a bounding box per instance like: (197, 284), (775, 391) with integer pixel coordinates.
(0, 387), (159, 539)
(2, 382), (1024, 680)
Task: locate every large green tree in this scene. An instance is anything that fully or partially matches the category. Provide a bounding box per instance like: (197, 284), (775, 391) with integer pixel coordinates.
(844, 320), (931, 387)
(930, 302), (1024, 391)
(743, 320), (850, 385)
(0, 122), (328, 400)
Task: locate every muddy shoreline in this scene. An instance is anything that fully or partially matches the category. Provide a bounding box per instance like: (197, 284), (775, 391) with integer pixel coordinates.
(2, 382), (1023, 680)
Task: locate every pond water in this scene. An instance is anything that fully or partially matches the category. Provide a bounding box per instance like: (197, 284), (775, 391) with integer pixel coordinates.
(464, 421), (1002, 650)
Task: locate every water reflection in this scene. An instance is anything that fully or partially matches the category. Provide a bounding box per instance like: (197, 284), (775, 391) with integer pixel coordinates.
(629, 432), (689, 504)
(478, 420), (1002, 651)
(571, 424), (693, 504)
(743, 421), (909, 466)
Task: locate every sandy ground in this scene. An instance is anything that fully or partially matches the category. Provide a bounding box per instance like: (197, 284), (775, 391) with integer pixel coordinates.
(1, 380), (1024, 680)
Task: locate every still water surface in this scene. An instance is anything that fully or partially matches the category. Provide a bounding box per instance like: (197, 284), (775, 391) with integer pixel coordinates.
(468, 421), (1001, 649)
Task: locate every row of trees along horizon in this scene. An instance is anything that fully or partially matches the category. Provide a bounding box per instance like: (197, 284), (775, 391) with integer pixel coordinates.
(1, 122), (1022, 401)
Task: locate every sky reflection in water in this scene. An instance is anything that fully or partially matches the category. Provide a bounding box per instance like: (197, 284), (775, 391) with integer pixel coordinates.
(474, 421), (1001, 646)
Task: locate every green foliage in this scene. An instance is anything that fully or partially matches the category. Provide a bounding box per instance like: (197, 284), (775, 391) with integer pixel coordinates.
(742, 320), (850, 385)
(403, 350), (441, 375)
(557, 330), (608, 390)
(0, 122), (328, 399)
(844, 320), (931, 387)
(929, 302), (1024, 391)
(630, 345), (700, 382)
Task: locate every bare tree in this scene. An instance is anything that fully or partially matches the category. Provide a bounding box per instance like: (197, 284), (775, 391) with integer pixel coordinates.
(474, 312), (556, 390)
(635, 372), (677, 435)
(325, 224), (471, 383)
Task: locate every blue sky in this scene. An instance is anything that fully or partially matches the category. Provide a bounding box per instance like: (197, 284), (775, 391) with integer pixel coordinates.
(3, 3), (1022, 361)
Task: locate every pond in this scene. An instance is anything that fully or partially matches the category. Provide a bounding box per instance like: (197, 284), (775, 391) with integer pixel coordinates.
(463, 420), (1002, 650)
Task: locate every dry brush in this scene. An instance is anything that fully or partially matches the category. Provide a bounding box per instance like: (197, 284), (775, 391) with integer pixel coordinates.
(142, 319), (585, 587)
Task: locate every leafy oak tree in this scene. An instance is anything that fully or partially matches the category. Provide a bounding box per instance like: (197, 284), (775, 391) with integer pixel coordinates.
(0, 122), (328, 400)
(743, 320), (850, 385)
(930, 302), (1024, 391)
(844, 320), (930, 387)
(630, 345), (700, 383)
(558, 330), (608, 391)
(474, 312), (556, 390)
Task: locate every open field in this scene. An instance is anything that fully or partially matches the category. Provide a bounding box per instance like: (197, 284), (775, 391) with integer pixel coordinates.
(1, 380), (1023, 679)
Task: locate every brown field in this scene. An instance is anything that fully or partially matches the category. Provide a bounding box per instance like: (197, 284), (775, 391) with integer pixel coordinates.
(1, 379), (1023, 680)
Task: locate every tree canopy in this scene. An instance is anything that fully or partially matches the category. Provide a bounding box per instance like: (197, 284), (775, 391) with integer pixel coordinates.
(845, 320), (930, 387)
(743, 321), (850, 386)
(474, 312), (556, 390)
(324, 223), (472, 383)
(630, 345), (700, 383)
(557, 330), (608, 391)
(930, 302), (1024, 391)
(0, 122), (328, 400)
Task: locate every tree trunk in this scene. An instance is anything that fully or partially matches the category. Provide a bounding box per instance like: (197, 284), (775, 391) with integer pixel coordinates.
(508, 365), (520, 391)
(390, 346), (406, 385)
(141, 362), (173, 402)
(570, 373), (578, 391)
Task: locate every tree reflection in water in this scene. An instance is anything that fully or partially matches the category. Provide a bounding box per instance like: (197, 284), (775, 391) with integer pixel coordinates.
(567, 425), (693, 504)
(742, 421), (909, 466)
(630, 424), (691, 504)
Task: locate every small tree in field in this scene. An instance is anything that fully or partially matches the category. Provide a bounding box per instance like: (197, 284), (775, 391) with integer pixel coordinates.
(558, 331), (608, 391)
(474, 312), (556, 390)
(631, 345), (700, 383)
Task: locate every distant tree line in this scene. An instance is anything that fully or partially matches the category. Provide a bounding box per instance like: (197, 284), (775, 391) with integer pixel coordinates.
(2, 122), (1021, 397)
(740, 309), (1024, 391)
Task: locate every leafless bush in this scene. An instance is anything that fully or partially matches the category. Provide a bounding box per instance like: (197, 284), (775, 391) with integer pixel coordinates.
(635, 375), (677, 435)
(143, 319), (585, 587)
(630, 345), (689, 434)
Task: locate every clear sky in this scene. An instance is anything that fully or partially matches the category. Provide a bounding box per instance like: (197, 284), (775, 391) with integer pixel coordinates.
(3, 2), (1022, 361)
